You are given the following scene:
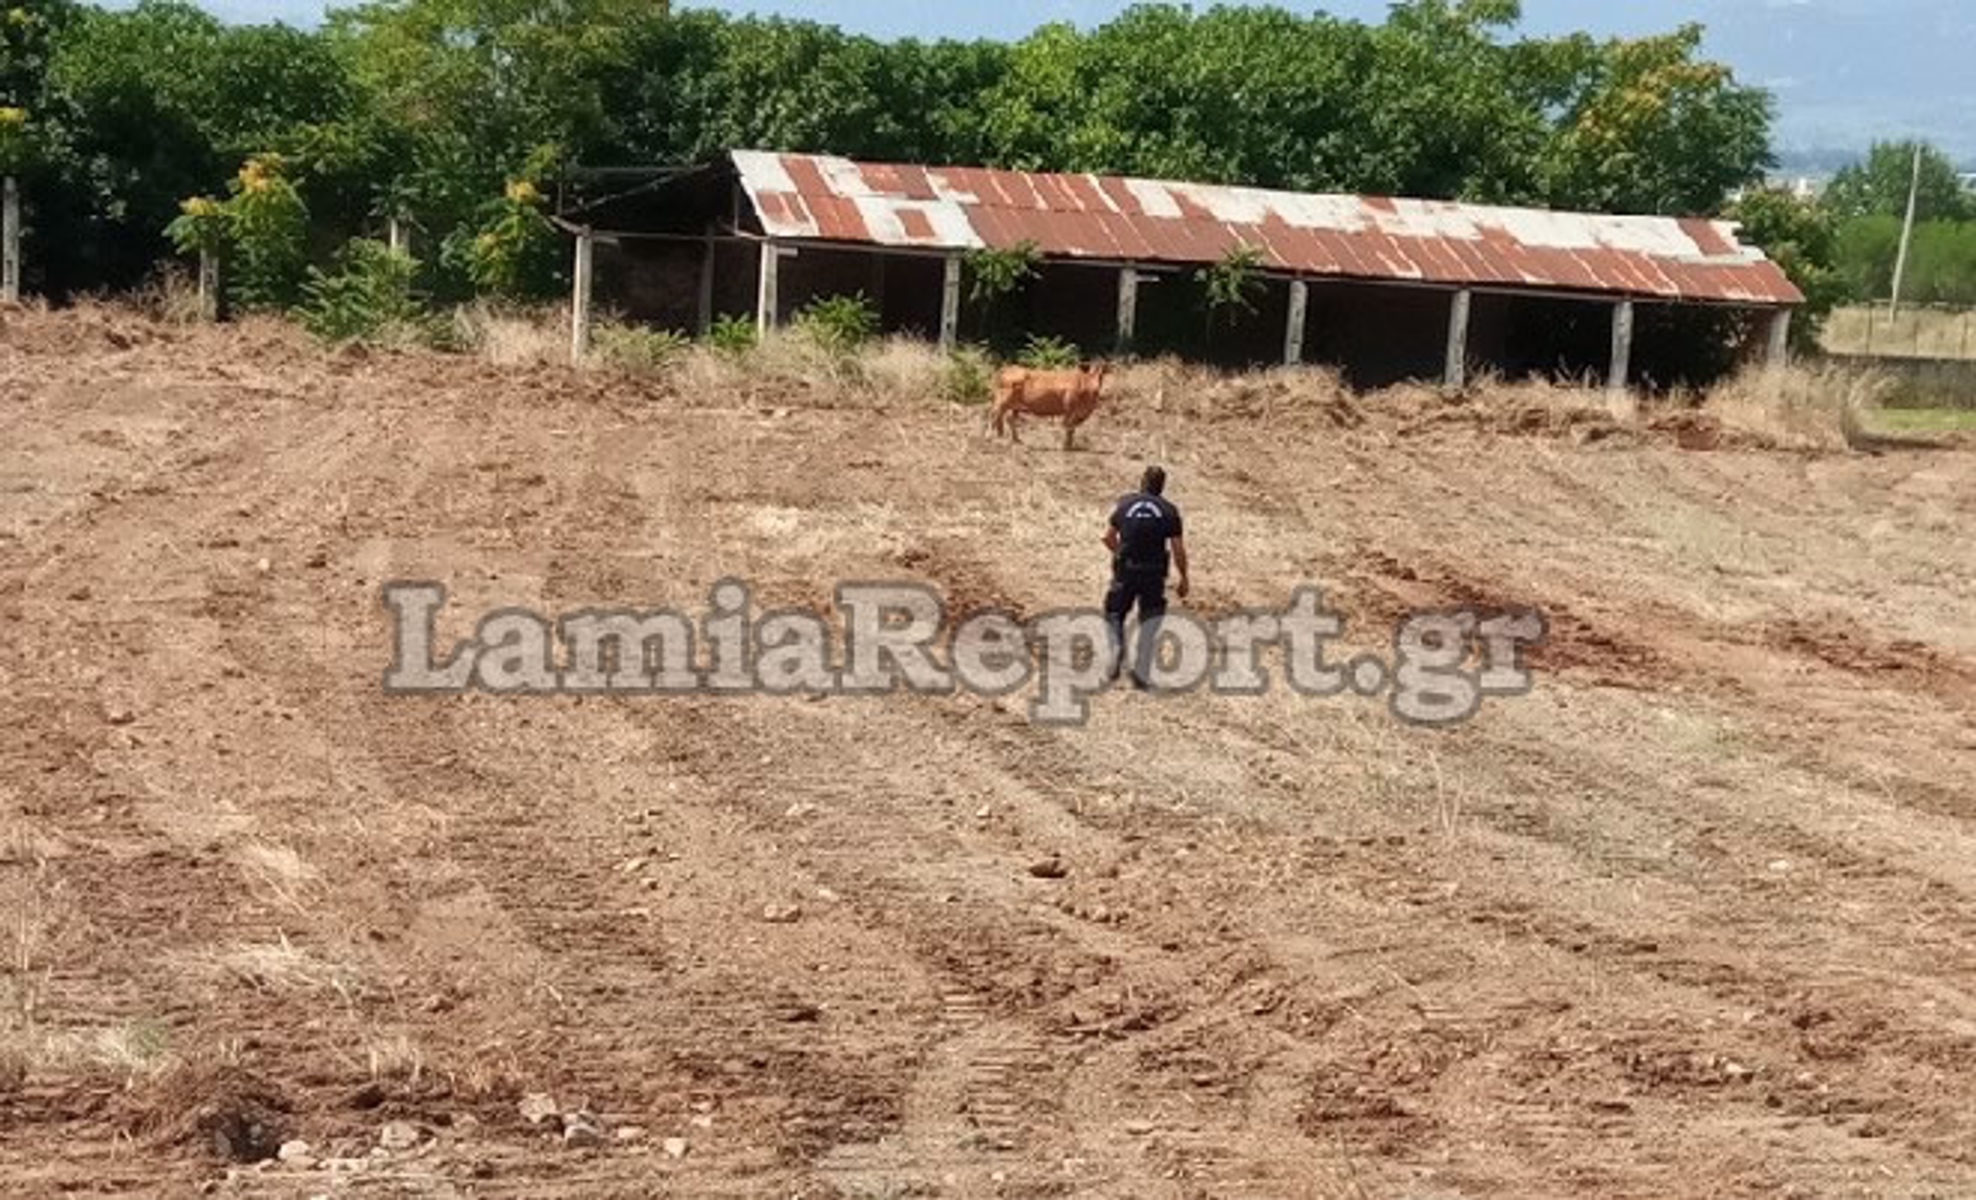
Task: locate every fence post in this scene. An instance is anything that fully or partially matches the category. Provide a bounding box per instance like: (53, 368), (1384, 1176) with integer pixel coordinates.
(570, 227), (594, 365)
(1, 175), (19, 304)
(197, 248), (220, 322)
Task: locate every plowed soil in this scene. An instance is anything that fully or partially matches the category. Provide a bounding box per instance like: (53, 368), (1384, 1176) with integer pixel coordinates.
(3, 306), (1975, 1199)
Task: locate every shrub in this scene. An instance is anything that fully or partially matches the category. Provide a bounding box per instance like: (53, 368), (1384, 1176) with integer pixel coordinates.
(443, 178), (562, 300)
(593, 321), (690, 374)
(794, 292), (879, 355)
(224, 154), (310, 312)
(297, 238), (449, 347)
(1017, 333), (1081, 368)
(707, 313), (757, 357)
(0, 106), (32, 176)
(164, 196), (229, 259)
(1198, 243), (1267, 333)
(941, 344), (995, 405)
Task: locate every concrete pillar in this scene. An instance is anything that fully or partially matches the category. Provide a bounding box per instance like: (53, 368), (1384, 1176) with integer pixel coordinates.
(1765, 307), (1792, 368)
(756, 239), (780, 333)
(197, 248), (220, 322)
(939, 255), (962, 350)
(696, 236), (716, 335)
(1116, 268), (1140, 355)
(570, 228), (595, 365)
(1608, 299), (1635, 395)
(1284, 279), (1309, 366)
(1443, 288), (1472, 390)
(1, 176), (19, 304)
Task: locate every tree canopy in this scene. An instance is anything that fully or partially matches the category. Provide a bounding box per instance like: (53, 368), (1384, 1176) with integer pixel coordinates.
(0, 0), (1815, 303)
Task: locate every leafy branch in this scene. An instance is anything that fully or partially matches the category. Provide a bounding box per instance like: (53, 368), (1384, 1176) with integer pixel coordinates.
(965, 240), (1041, 304)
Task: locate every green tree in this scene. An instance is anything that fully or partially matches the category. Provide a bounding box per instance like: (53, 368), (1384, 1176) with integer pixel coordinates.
(33, 0), (347, 292)
(1832, 215), (1903, 301)
(1824, 141), (1971, 224)
(1531, 23), (1774, 214)
(1728, 187), (1847, 351)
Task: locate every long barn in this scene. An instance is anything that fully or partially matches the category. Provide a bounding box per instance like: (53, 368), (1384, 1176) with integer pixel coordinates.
(558, 149), (1804, 391)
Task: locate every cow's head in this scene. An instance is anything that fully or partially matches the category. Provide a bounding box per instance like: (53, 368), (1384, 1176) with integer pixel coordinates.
(1082, 360), (1114, 393)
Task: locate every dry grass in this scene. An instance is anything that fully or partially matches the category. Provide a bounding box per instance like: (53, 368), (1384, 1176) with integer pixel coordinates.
(232, 841), (320, 914)
(176, 934), (364, 1000)
(665, 332), (958, 408)
(0, 862), (179, 1087)
(363, 304), (1901, 455)
(453, 300), (568, 367)
(129, 264), (207, 326)
(1705, 362), (1889, 450)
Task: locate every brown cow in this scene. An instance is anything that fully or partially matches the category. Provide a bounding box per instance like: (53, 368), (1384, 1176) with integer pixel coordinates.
(989, 361), (1114, 450)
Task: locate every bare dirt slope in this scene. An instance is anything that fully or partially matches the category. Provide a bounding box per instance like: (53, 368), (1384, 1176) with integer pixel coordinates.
(3, 307), (1974, 1199)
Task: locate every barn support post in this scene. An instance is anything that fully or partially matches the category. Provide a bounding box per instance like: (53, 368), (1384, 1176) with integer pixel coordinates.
(869, 253), (888, 323)
(570, 227), (595, 366)
(1608, 299), (1635, 395)
(197, 249), (220, 322)
(1443, 288), (1472, 391)
(756, 238), (781, 334)
(1, 175), (19, 304)
(939, 254), (962, 351)
(696, 235), (716, 335)
(1765, 307), (1792, 368)
(1284, 279), (1309, 365)
(1116, 268), (1140, 355)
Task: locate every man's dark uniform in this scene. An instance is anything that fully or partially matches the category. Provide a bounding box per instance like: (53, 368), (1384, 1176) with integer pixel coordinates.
(1105, 488), (1183, 657)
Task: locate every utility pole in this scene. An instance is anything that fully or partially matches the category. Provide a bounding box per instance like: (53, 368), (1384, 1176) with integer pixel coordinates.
(1890, 142), (1922, 321)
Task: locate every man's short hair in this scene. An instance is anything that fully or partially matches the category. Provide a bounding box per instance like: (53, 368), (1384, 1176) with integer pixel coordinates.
(1141, 465), (1167, 496)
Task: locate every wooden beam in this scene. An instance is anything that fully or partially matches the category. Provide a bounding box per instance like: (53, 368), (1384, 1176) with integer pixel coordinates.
(1608, 299), (1635, 395)
(570, 228), (595, 365)
(756, 239), (781, 333)
(696, 236), (716, 335)
(1283, 279), (1309, 365)
(939, 255), (962, 350)
(1116, 268), (1140, 355)
(1766, 307), (1792, 368)
(1443, 288), (1472, 390)
(1, 176), (19, 304)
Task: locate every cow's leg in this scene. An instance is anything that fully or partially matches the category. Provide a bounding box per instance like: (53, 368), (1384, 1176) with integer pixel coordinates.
(1064, 409), (1090, 451)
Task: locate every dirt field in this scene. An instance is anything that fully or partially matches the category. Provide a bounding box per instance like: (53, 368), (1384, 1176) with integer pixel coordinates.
(3, 305), (1975, 1199)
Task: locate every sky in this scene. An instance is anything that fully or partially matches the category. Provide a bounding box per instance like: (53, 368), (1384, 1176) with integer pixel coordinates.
(165, 0), (1976, 168)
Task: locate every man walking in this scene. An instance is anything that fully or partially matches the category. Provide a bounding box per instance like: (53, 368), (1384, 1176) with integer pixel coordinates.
(1103, 465), (1189, 690)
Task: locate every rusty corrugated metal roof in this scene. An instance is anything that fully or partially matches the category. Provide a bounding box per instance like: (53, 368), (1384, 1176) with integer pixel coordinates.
(731, 149), (1802, 307)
